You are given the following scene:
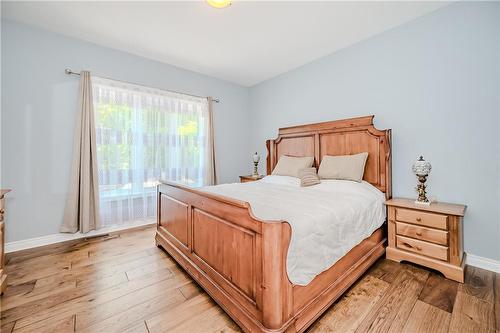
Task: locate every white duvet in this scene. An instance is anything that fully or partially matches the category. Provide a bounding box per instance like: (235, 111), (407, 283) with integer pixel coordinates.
(200, 175), (386, 286)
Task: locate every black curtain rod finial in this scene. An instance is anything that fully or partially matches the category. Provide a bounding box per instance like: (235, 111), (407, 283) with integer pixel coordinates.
(65, 68), (80, 75)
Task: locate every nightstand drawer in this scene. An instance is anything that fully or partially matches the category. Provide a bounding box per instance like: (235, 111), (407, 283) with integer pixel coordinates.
(396, 235), (448, 261)
(396, 208), (448, 230)
(396, 222), (448, 246)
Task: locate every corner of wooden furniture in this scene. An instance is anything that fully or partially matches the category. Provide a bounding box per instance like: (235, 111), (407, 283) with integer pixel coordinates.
(239, 175), (265, 183)
(385, 197), (466, 283)
(0, 189), (11, 295)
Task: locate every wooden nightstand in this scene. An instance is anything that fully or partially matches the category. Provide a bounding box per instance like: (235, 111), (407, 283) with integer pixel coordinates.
(239, 175), (265, 183)
(385, 198), (466, 283)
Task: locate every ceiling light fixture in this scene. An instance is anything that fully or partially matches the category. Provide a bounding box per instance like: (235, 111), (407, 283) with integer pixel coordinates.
(206, 0), (232, 9)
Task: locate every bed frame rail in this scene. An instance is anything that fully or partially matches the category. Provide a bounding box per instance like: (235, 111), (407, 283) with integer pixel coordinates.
(156, 181), (293, 332)
(156, 181), (386, 333)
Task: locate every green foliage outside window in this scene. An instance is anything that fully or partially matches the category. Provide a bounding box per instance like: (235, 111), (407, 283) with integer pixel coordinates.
(95, 100), (205, 194)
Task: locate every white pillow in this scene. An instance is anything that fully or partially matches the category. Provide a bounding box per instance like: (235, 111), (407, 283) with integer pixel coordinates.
(271, 155), (314, 178)
(318, 152), (368, 182)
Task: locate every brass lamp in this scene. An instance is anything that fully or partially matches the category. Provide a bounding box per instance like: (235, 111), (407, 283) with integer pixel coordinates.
(252, 152), (260, 177)
(412, 156), (432, 205)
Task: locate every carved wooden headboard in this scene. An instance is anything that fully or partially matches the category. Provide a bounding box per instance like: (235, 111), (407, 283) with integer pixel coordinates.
(266, 115), (392, 198)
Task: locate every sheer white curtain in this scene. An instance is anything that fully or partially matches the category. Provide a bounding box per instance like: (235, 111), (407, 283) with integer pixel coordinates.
(92, 77), (214, 227)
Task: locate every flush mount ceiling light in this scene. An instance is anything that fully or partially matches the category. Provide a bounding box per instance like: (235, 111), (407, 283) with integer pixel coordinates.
(206, 0), (232, 9)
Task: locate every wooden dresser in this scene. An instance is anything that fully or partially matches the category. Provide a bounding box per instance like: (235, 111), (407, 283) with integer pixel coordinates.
(239, 175), (264, 183)
(386, 198), (466, 282)
(1, 189), (11, 294)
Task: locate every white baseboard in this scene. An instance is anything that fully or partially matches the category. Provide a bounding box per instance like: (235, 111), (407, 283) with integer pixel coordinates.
(5, 220), (156, 253)
(466, 253), (500, 273)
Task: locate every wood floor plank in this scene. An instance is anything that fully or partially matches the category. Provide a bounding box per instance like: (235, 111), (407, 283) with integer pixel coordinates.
(74, 270), (187, 330)
(71, 244), (162, 273)
(12, 314), (75, 333)
(78, 288), (186, 333)
(5, 240), (156, 287)
(308, 275), (390, 332)
(367, 258), (404, 283)
(125, 257), (178, 281)
(449, 291), (496, 332)
(179, 281), (204, 300)
(4, 233), (141, 276)
(354, 265), (429, 333)
(70, 240), (155, 269)
(6, 228), (153, 274)
(5, 225), (152, 266)
(0, 321), (16, 333)
(1, 281), (36, 299)
(2, 226), (497, 333)
(6, 260), (73, 286)
(494, 272), (500, 330)
(121, 322), (150, 333)
(146, 292), (239, 333)
(167, 305), (237, 333)
(461, 266), (495, 303)
(146, 294), (216, 332)
(418, 271), (458, 313)
(6, 233), (121, 265)
(1, 279), (77, 310)
(20, 247), (167, 296)
(76, 271), (128, 291)
(2, 255), (166, 312)
(6, 244), (89, 272)
(401, 300), (450, 333)
(217, 324), (241, 333)
(6, 267), (178, 329)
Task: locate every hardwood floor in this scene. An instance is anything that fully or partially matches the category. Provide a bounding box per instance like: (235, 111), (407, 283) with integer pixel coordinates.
(0, 226), (498, 333)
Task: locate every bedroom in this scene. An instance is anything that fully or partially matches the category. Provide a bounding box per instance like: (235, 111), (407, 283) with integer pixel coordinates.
(0, 1), (499, 332)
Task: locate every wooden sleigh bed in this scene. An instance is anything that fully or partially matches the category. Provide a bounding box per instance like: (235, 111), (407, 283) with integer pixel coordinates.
(156, 115), (392, 332)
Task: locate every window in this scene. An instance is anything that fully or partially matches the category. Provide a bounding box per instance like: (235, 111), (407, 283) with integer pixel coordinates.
(92, 77), (212, 226)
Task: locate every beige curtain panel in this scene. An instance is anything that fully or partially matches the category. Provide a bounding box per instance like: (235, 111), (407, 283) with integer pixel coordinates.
(207, 97), (217, 186)
(60, 71), (100, 233)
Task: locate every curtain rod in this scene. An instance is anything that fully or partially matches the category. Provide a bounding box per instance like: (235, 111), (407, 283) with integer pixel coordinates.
(64, 68), (220, 103)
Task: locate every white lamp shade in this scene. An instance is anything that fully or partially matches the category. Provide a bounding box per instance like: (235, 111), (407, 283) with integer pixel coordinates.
(412, 156), (432, 176)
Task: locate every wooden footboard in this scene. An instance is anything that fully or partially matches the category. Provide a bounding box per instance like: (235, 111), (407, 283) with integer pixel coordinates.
(156, 181), (386, 333)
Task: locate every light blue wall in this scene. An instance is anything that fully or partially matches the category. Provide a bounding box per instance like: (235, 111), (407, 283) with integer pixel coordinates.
(2, 2), (499, 262)
(1, 20), (251, 242)
(249, 2), (500, 261)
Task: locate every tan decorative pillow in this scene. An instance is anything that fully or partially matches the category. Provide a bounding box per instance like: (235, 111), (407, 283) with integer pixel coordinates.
(318, 152), (369, 182)
(299, 168), (320, 187)
(272, 155), (314, 178)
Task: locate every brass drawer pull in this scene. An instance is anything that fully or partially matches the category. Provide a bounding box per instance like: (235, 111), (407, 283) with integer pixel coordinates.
(416, 232), (423, 236)
(416, 217), (422, 222)
(402, 242), (422, 251)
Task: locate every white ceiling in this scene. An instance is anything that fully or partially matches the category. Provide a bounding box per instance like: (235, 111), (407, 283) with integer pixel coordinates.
(2, 1), (449, 86)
